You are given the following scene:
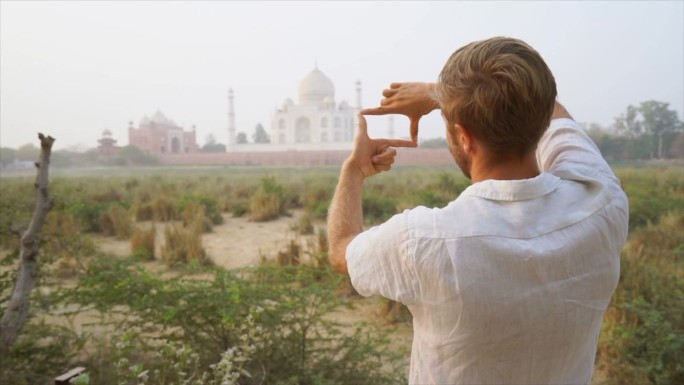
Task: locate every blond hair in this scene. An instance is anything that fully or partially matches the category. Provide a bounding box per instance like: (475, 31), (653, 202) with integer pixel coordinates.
(438, 37), (557, 157)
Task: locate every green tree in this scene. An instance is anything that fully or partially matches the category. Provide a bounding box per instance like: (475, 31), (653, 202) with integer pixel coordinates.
(115, 145), (158, 165)
(639, 101), (682, 159)
(236, 132), (248, 144)
(201, 134), (226, 153)
(15, 144), (40, 162)
(253, 123), (270, 143)
(614, 105), (643, 138)
(615, 101), (683, 159)
(0, 148), (16, 167)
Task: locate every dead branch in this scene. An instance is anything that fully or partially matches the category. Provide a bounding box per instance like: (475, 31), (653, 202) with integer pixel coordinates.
(0, 133), (55, 357)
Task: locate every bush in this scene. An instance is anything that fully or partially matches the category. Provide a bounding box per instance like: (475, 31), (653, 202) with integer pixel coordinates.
(67, 200), (109, 233)
(598, 212), (684, 385)
(181, 201), (213, 233)
(231, 201), (248, 217)
(151, 197), (178, 222)
(294, 213), (314, 235)
(178, 193), (223, 226)
(250, 176), (288, 222)
(64, 257), (406, 384)
(161, 224), (208, 266)
(133, 202), (154, 221)
(130, 225), (156, 260)
(99, 204), (133, 239)
(362, 190), (396, 224)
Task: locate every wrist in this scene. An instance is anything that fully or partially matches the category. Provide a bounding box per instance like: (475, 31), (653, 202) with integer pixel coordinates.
(425, 83), (440, 110)
(342, 159), (367, 182)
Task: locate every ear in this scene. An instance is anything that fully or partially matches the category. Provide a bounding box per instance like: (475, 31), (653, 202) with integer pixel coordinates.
(454, 124), (475, 154)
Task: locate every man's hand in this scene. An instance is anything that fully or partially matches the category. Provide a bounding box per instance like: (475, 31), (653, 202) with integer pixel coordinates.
(361, 82), (440, 142)
(350, 115), (417, 178)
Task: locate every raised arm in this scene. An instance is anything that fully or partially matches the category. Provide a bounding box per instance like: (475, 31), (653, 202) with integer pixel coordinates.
(537, 101), (616, 181)
(361, 82), (440, 142)
(327, 115), (416, 274)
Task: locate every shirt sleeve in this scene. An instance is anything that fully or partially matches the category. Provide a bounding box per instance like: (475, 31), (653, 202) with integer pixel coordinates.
(536, 118), (618, 183)
(345, 211), (418, 305)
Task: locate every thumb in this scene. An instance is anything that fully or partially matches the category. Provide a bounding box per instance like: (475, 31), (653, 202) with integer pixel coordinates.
(357, 114), (368, 137)
(409, 116), (420, 143)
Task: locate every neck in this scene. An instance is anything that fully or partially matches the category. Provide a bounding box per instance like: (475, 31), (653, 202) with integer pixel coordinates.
(469, 152), (540, 183)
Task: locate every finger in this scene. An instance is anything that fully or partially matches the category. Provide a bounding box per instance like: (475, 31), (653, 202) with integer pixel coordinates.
(382, 88), (398, 98)
(357, 114), (368, 135)
(409, 117), (420, 143)
(361, 106), (388, 116)
(372, 147), (397, 163)
(376, 138), (418, 148)
(372, 156), (395, 166)
(389, 83), (402, 89)
(380, 98), (392, 107)
(374, 163), (392, 172)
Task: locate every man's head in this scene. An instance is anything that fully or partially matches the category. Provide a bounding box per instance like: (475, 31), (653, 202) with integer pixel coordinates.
(437, 37), (557, 175)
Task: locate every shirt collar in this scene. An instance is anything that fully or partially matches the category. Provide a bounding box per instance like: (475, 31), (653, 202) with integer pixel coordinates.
(460, 172), (561, 202)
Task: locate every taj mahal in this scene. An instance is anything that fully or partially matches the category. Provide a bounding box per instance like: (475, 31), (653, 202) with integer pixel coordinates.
(226, 66), (394, 152)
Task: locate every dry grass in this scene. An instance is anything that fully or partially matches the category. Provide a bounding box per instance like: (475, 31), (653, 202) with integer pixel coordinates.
(276, 239), (301, 266)
(131, 225), (156, 260)
(181, 202), (212, 233)
(161, 224), (208, 266)
(99, 205), (133, 239)
(250, 192), (282, 222)
(293, 213), (314, 235)
(152, 197), (178, 222)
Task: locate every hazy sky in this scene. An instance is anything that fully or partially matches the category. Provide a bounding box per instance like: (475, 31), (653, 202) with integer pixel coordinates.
(1, 1), (682, 150)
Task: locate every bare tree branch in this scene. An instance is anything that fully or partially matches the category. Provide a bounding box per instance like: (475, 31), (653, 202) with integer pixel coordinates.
(0, 133), (55, 357)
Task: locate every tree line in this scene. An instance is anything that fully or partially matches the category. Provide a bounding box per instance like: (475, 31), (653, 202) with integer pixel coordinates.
(1, 100), (681, 166)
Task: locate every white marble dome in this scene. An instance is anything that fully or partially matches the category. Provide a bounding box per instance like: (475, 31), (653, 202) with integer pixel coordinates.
(298, 67), (335, 105)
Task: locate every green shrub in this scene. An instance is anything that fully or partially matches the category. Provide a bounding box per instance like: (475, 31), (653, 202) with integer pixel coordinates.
(362, 190), (397, 224)
(64, 257), (406, 384)
(598, 212), (684, 385)
(231, 201), (248, 217)
(250, 176), (288, 222)
(67, 200), (109, 233)
(178, 193), (223, 226)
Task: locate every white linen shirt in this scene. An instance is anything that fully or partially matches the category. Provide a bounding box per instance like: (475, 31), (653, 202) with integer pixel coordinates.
(346, 118), (629, 384)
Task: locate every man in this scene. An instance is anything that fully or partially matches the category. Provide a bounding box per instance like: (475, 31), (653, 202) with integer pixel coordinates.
(327, 37), (629, 384)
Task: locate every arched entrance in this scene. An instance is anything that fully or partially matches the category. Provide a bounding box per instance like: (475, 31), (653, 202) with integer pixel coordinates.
(295, 117), (311, 143)
(171, 137), (181, 153)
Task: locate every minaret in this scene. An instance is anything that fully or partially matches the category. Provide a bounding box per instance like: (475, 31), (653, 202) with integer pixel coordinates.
(387, 115), (395, 139)
(227, 88), (236, 150)
(355, 80), (362, 111)
(354, 80), (362, 136)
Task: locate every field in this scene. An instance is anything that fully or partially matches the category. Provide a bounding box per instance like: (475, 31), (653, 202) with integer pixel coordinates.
(0, 164), (682, 385)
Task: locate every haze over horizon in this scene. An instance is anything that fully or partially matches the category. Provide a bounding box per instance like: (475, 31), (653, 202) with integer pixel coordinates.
(1, 1), (682, 151)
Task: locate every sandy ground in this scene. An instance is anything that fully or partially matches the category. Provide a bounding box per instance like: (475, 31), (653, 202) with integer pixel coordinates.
(94, 209), (320, 269)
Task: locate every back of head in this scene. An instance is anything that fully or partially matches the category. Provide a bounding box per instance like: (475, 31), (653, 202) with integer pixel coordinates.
(438, 37), (557, 157)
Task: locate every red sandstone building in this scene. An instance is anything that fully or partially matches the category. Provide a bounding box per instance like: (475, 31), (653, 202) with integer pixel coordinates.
(97, 129), (120, 160)
(128, 110), (199, 154)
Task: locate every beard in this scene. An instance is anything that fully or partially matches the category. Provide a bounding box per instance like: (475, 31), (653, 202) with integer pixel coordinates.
(449, 141), (472, 179)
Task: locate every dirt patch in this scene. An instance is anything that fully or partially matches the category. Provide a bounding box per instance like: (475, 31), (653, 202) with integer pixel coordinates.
(94, 210), (321, 269)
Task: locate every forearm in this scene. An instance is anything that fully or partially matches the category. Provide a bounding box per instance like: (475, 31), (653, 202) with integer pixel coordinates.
(327, 160), (366, 275)
(550, 100), (573, 121)
(537, 101), (613, 177)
